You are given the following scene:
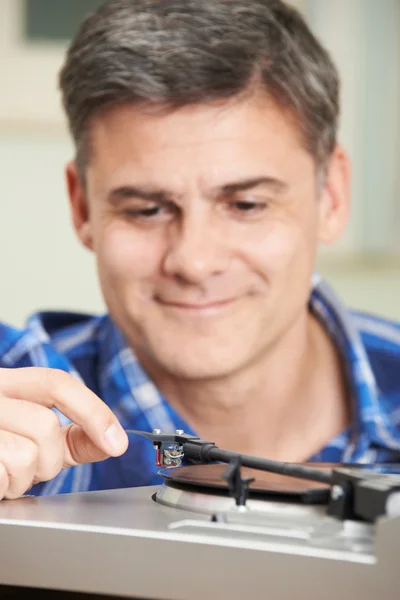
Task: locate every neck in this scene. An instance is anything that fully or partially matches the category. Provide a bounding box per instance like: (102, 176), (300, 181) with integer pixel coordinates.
(137, 310), (349, 462)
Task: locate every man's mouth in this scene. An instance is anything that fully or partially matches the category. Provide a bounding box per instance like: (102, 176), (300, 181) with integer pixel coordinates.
(155, 296), (238, 315)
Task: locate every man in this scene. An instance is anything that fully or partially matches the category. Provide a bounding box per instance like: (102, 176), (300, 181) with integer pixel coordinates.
(0, 0), (399, 501)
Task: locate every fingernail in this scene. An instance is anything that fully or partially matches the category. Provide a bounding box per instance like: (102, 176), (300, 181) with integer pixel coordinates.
(104, 423), (128, 454)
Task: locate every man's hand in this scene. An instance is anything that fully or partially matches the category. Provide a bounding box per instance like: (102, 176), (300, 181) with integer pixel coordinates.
(0, 367), (129, 500)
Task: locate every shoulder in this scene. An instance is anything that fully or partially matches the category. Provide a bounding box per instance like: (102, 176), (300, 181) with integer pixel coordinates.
(0, 311), (105, 371)
(351, 309), (400, 356)
(351, 310), (400, 410)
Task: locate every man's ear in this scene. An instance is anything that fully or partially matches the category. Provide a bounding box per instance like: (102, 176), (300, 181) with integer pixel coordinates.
(66, 160), (94, 251)
(317, 145), (351, 245)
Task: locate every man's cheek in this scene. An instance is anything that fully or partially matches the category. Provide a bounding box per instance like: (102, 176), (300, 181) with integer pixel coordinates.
(258, 225), (301, 272)
(100, 234), (159, 285)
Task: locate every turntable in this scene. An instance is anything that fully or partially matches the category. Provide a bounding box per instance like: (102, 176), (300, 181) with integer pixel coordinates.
(0, 429), (399, 599)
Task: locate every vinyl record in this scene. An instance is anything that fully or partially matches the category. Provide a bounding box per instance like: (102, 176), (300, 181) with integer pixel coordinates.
(158, 463), (334, 504)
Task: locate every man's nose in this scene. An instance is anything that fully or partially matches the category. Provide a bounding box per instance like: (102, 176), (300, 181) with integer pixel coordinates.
(162, 214), (230, 284)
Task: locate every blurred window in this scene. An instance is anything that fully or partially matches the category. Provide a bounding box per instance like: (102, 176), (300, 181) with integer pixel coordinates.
(24, 0), (104, 42)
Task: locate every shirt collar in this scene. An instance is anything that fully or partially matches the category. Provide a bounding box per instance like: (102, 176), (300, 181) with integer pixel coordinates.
(311, 273), (400, 456)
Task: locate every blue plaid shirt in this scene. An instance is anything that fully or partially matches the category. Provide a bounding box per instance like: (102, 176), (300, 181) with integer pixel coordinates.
(1, 274), (400, 496)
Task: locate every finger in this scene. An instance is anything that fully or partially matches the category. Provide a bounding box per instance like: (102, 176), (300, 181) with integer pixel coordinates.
(0, 462), (9, 501)
(0, 368), (128, 458)
(0, 430), (37, 500)
(0, 396), (64, 481)
(62, 424), (111, 468)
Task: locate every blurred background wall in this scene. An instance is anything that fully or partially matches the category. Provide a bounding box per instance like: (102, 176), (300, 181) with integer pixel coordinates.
(0, 0), (399, 327)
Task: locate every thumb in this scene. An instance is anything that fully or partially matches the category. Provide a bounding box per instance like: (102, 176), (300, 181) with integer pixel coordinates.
(62, 423), (128, 467)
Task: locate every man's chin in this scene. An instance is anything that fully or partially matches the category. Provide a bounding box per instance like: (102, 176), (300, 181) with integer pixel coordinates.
(138, 345), (248, 381)
(119, 315), (260, 380)
(151, 359), (238, 381)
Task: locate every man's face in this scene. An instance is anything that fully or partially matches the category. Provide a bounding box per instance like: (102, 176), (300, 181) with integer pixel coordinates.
(68, 94), (349, 379)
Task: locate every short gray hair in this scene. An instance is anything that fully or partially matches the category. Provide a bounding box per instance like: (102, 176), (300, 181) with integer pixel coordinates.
(59, 0), (340, 172)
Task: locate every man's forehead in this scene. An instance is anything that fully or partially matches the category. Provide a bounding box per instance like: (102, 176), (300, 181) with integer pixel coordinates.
(89, 93), (301, 151)
(84, 94), (313, 195)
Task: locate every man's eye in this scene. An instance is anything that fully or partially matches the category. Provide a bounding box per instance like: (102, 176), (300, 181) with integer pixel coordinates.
(125, 206), (164, 218)
(229, 200), (268, 215)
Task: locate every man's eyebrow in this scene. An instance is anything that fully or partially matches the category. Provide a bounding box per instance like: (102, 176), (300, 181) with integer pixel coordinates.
(107, 186), (173, 204)
(107, 176), (288, 205)
(219, 177), (288, 195)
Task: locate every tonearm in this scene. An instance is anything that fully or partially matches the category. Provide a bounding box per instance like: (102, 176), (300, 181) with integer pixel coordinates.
(127, 429), (400, 523)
